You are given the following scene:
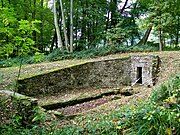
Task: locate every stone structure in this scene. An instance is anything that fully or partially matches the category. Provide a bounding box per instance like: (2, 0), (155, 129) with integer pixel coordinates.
(0, 90), (38, 126)
(18, 55), (159, 97)
(131, 55), (160, 86)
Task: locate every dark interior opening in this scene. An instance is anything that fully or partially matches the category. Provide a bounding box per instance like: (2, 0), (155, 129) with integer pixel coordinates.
(136, 67), (142, 84)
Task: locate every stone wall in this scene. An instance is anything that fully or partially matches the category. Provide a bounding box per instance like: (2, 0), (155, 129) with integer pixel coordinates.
(18, 55), (159, 97)
(88, 58), (131, 87)
(18, 57), (131, 97)
(0, 90), (38, 127)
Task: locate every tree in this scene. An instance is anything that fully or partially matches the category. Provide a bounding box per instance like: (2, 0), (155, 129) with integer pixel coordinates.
(138, 0), (180, 50)
(70, 0), (73, 52)
(39, 0), (44, 51)
(59, 0), (69, 52)
(53, 0), (63, 53)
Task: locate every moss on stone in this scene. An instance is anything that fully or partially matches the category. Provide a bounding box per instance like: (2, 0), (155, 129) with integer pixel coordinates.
(19, 61), (91, 80)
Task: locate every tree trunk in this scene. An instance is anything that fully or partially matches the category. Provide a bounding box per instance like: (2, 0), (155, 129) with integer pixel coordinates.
(70, 0), (73, 53)
(158, 1), (163, 51)
(53, 0), (64, 53)
(32, 0), (37, 47)
(40, 0), (44, 52)
(110, 0), (117, 27)
(59, 0), (69, 52)
(106, 7), (110, 30)
(1, 0), (4, 8)
(120, 0), (128, 15)
(175, 16), (179, 46)
(104, 8), (111, 46)
(159, 28), (163, 51)
(170, 33), (173, 47)
(78, 1), (86, 50)
(75, 9), (78, 48)
(50, 30), (57, 52)
(137, 25), (152, 45)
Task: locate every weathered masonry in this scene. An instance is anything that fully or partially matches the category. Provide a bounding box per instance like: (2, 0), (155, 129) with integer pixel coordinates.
(131, 55), (159, 86)
(18, 55), (160, 97)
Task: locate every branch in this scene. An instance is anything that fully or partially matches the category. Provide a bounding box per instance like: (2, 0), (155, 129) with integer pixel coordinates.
(120, 0), (129, 15)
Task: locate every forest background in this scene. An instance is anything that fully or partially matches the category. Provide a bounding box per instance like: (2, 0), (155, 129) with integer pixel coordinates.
(0, 0), (179, 66)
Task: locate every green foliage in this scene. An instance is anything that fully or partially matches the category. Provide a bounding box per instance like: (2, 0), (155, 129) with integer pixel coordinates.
(45, 45), (157, 62)
(13, 20), (40, 56)
(0, 44), (158, 67)
(116, 74), (180, 134)
(32, 107), (47, 123)
(55, 74), (180, 135)
(138, 0), (180, 48)
(164, 46), (180, 51)
(33, 52), (45, 63)
(0, 95), (48, 135)
(0, 18), (40, 58)
(107, 17), (139, 46)
(150, 74), (180, 104)
(0, 0), (54, 58)
(0, 73), (179, 135)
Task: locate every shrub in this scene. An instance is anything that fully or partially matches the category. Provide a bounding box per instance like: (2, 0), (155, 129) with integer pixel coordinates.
(116, 74), (180, 134)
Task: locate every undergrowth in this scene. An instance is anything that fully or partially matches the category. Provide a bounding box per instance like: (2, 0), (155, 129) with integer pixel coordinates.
(58, 74), (180, 135)
(0, 74), (179, 135)
(0, 43), (179, 68)
(0, 44), (159, 67)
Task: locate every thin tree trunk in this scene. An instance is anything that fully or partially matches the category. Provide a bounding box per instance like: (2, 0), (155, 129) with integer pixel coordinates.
(24, 0), (27, 20)
(159, 28), (163, 51)
(175, 16), (179, 46)
(170, 33), (173, 47)
(40, 0), (44, 52)
(53, 0), (64, 53)
(79, 1), (86, 49)
(32, 0), (36, 20)
(32, 0), (37, 47)
(59, 0), (69, 52)
(106, 8), (110, 31)
(104, 7), (111, 46)
(120, 0), (128, 15)
(110, 0), (117, 27)
(158, 1), (163, 51)
(50, 30), (57, 52)
(75, 9), (78, 48)
(70, 0), (73, 52)
(1, 0), (3, 8)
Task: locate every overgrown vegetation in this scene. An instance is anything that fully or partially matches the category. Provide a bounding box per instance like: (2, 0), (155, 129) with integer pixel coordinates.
(1, 74), (179, 135)
(56, 74), (180, 135)
(1, 43), (180, 68)
(0, 44), (160, 67)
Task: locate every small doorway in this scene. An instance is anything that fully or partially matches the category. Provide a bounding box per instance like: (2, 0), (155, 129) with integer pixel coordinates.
(136, 67), (142, 84)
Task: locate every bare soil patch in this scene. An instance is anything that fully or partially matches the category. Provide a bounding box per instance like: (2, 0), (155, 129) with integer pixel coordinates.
(55, 97), (109, 115)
